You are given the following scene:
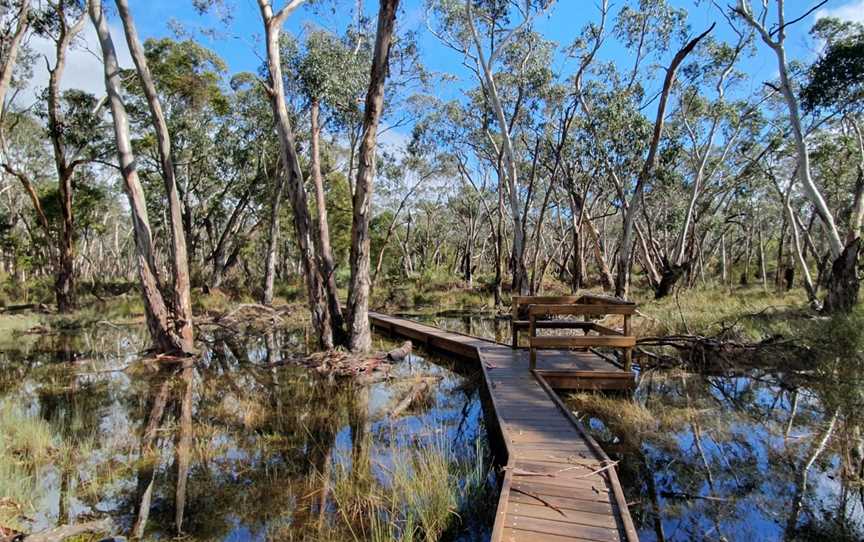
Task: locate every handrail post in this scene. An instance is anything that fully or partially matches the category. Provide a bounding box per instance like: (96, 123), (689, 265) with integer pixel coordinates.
(623, 313), (632, 371)
(529, 309), (537, 370)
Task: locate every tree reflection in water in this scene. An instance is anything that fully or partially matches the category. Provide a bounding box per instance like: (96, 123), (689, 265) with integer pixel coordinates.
(568, 368), (864, 542)
(413, 311), (864, 542)
(0, 325), (494, 540)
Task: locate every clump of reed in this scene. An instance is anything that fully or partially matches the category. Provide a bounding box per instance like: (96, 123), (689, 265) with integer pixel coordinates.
(0, 400), (55, 531)
(326, 435), (494, 541)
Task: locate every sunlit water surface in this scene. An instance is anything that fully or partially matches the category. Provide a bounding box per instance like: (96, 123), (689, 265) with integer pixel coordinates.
(0, 322), (494, 540)
(408, 311), (864, 542)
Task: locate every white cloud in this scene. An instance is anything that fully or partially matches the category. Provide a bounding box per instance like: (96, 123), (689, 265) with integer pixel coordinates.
(815, 0), (864, 24)
(15, 20), (132, 108)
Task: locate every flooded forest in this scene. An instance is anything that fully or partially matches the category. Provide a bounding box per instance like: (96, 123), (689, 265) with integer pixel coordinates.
(0, 0), (863, 541)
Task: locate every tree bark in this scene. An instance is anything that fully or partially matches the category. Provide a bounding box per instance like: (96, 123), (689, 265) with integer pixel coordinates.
(46, 3), (86, 313)
(615, 24), (714, 298)
(0, 0), (30, 119)
(346, 0), (400, 352)
(116, 0), (194, 351)
(739, 3), (844, 257)
(310, 98), (345, 343)
(823, 238), (860, 314)
(466, 2), (530, 295)
(257, 0), (334, 348)
(90, 0), (186, 354)
(263, 162), (285, 305)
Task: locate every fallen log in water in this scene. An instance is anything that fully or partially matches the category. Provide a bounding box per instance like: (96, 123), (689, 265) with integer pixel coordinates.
(390, 376), (441, 418)
(637, 333), (807, 371)
(386, 340), (413, 361)
(23, 518), (114, 542)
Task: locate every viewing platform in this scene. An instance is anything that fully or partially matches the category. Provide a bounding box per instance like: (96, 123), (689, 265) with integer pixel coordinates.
(370, 296), (640, 542)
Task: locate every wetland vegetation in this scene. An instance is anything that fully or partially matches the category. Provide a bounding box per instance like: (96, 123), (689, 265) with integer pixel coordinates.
(1, 0), (864, 540)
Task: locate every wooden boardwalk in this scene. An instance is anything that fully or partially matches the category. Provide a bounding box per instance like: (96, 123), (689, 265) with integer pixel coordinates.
(369, 312), (639, 542)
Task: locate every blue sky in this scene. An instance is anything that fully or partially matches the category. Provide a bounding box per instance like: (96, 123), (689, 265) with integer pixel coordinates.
(20, 0), (864, 141)
(125, 0), (863, 87)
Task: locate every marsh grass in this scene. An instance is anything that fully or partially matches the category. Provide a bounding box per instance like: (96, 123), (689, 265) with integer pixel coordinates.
(0, 400), (55, 531)
(635, 286), (810, 341)
(327, 435), (494, 541)
(567, 384), (740, 448)
(373, 271), (495, 313)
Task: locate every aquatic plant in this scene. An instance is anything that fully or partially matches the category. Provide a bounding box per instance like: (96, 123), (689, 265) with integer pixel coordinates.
(0, 400), (55, 531)
(328, 435), (493, 541)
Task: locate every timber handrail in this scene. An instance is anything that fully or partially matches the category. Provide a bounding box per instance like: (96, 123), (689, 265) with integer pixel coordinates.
(510, 295), (583, 348)
(527, 300), (636, 371)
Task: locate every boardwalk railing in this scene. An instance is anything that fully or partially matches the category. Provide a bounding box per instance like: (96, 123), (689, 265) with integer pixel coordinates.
(369, 311), (639, 542)
(523, 294), (636, 371)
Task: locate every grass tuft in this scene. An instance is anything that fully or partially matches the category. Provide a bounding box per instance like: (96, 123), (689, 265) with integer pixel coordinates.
(0, 400), (55, 531)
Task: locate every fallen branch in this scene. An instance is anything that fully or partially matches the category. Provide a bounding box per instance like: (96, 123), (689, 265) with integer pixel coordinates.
(390, 378), (434, 418)
(24, 518), (114, 542)
(386, 340), (413, 361)
(511, 487), (567, 517)
(503, 466), (554, 477)
(564, 459), (620, 479)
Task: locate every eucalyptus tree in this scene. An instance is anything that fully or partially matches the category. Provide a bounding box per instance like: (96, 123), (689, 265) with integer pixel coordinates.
(115, 2), (200, 350)
(570, 0), (713, 297)
(0, 0), (30, 117)
(345, 0), (401, 352)
(428, 0), (552, 296)
(646, 34), (754, 298)
(90, 0), (193, 354)
(802, 17), (864, 310)
(735, 1), (860, 313)
(38, 0), (89, 311)
(293, 29), (369, 337)
(256, 0), (335, 348)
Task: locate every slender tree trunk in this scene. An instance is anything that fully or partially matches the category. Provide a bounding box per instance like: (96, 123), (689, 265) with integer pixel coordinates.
(257, 0), (333, 348)
(775, 175), (817, 302)
(46, 3), (86, 313)
(585, 214), (614, 290)
(494, 165), (504, 307)
(615, 25), (714, 298)
(310, 98), (345, 343)
(775, 211), (787, 289)
(263, 164), (285, 305)
(116, 0), (194, 350)
(466, 2), (528, 294)
(346, 0), (400, 352)
(758, 228), (768, 291)
(0, 0), (29, 118)
(743, 226), (752, 285)
(90, 0), (186, 354)
(738, 2), (854, 311)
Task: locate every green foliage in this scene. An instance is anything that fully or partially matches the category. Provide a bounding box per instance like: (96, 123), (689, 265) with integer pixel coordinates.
(296, 29), (369, 126)
(803, 18), (864, 114)
(325, 171), (353, 267)
(39, 183), (109, 238)
(141, 37), (229, 114)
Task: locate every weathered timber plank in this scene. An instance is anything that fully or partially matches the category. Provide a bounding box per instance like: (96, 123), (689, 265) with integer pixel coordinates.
(509, 491), (618, 515)
(368, 312), (638, 542)
(502, 527), (618, 542)
(531, 336), (636, 348)
(504, 515), (621, 541)
(509, 501), (618, 528)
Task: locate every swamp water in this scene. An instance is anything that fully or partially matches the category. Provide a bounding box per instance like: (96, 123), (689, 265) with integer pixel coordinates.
(0, 323), (496, 541)
(410, 311), (864, 542)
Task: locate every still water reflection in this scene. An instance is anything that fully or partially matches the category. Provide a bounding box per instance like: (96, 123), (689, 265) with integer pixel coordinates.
(0, 324), (493, 540)
(408, 311), (864, 542)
